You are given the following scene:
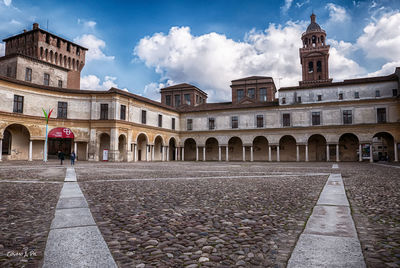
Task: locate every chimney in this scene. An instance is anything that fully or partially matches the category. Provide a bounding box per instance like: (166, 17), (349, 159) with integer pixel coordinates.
(23, 29), (27, 33)
(33, 23), (39, 30)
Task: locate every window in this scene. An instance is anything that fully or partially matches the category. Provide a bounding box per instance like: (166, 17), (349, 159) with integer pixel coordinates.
(76, 47), (80, 56)
(58, 80), (63, 88)
(158, 114), (162, 127)
(141, 110), (147, 124)
(100, 104), (108, 120)
(283, 113), (290, 127)
(237, 89), (244, 102)
(308, 61), (314, 73)
(44, 73), (50, 86)
(247, 88), (255, 99)
(343, 110), (352, 124)
(166, 95), (171, 106)
(184, 94), (191, 105)
(67, 43), (71, 52)
(231, 116), (238, 129)
(46, 34), (50, 44)
(187, 119), (193, 130)
(172, 118), (175, 130)
(282, 97), (286, 104)
(25, 68), (32, 82)
(338, 93), (343, 100)
(392, 89), (398, 97)
(317, 95), (322, 101)
(57, 102), (68, 119)
(297, 96), (302, 103)
(377, 108), (386, 123)
(174, 94), (181, 107)
(375, 90), (380, 97)
(317, 61), (322, 72)
(208, 118), (215, 130)
(57, 39), (61, 48)
(13, 95), (24, 113)
(196, 95), (199, 104)
(259, 88), (267, 102)
(312, 112), (321, 126)
(354, 92), (359, 99)
(256, 115), (264, 128)
(120, 105), (126, 120)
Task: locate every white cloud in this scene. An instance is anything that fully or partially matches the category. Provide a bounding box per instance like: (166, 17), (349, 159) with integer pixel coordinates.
(84, 20), (96, 29)
(143, 80), (174, 101)
(80, 75), (119, 90)
(326, 3), (348, 22)
(74, 34), (114, 61)
(296, 0), (310, 8)
(3, 0), (11, 6)
(367, 61), (400, 77)
(0, 42), (5, 56)
(281, 0), (293, 13)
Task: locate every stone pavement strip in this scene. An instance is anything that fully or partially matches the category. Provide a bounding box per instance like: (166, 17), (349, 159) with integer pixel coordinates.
(287, 173), (366, 268)
(42, 167), (117, 268)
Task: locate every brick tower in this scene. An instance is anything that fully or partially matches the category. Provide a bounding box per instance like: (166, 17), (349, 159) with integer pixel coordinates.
(299, 14), (332, 86)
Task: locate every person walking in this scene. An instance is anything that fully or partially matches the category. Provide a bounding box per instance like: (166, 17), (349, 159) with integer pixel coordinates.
(70, 151), (76, 165)
(58, 150), (65, 165)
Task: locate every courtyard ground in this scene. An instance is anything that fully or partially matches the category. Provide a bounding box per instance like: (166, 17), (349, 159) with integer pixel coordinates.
(0, 161), (399, 267)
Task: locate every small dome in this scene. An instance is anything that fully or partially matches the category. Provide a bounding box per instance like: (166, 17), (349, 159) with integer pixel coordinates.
(306, 13), (322, 33)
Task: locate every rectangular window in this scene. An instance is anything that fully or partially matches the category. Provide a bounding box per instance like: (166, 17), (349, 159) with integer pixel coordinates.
(184, 94), (191, 105)
(58, 80), (63, 88)
(338, 93), (343, 100)
(57, 101), (68, 119)
(166, 95), (171, 106)
(100, 104), (108, 120)
(259, 88), (267, 102)
(317, 95), (322, 101)
(282, 97), (286, 104)
(141, 110), (147, 124)
(237, 89), (244, 102)
(158, 114), (162, 127)
(120, 105), (126, 120)
(247, 88), (255, 99)
(256, 115), (264, 128)
(187, 119), (193, 130)
(375, 90), (380, 97)
(196, 95), (199, 104)
(392, 89), (397, 97)
(44, 73), (50, 86)
(208, 118), (215, 130)
(354, 92), (359, 99)
(312, 112), (321, 126)
(283, 113), (290, 127)
(13, 95), (24, 113)
(297, 96), (302, 103)
(231, 116), (238, 129)
(25, 68), (32, 82)
(343, 110), (352, 124)
(172, 118), (175, 130)
(377, 108), (386, 123)
(174, 94), (181, 107)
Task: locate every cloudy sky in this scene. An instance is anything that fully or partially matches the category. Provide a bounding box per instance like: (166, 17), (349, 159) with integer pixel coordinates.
(0, 0), (399, 101)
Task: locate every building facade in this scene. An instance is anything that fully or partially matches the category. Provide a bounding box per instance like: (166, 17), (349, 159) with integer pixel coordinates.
(0, 15), (399, 162)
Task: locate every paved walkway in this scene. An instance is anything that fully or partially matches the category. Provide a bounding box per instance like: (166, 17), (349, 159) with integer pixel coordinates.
(288, 173), (366, 268)
(43, 167), (117, 267)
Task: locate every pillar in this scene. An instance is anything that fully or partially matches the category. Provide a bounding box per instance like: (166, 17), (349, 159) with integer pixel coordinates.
(29, 140), (32, 161)
(326, 144), (330, 161)
(151, 145), (155, 161)
(296, 145), (299, 162)
(196, 146), (199, 161)
(166, 146), (169, 161)
(203, 147), (206, 161)
(218, 146), (222, 161)
(305, 144), (309, 162)
(74, 142), (78, 161)
(0, 139), (2, 161)
(134, 144), (138, 162)
(182, 147), (185, 161)
(225, 146), (229, 162)
(162, 146), (165, 161)
(242, 146), (246, 162)
(250, 146), (253, 162)
(146, 145), (149, 161)
(86, 143), (89, 161)
(175, 147), (178, 161)
(268, 146), (271, 162)
(336, 144), (339, 162)
(370, 143), (373, 163)
(395, 142), (398, 162)
(277, 145), (280, 162)
(359, 144), (362, 162)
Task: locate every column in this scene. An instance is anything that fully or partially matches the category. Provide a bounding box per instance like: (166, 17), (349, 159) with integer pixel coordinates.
(28, 140), (32, 161)
(0, 139), (2, 161)
(86, 143), (89, 161)
(203, 147), (206, 161)
(218, 146), (222, 161)
(166, 146), (169, 161)
(242, 146), (246, 162)
(268, 146), (272, 162)
(359, 144), (362, 162)
(225, 146), (229, 162)
(175, 147), (178, 161)
(296, 145), (300, 162)
(277, 145), (280, 162)
(305, 144), (309, 162)
(151, 145), (155, 161)
(74, 142), (78, 161)
(146, 145), (149, 161)
(250, 146), (253, 162)
(336, 144), (339, 162)
(394, 142), (398, 162)
(134, 144), (138, 162)
(326, 144), (330, 161)
(162, 146), (165, 161)
(196, 146), (199, 161)
(369, 144), (373, 163)
(182, 147), (185, 161)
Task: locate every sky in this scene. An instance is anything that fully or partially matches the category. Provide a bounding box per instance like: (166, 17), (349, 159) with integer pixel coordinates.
(0, 0), (399, 102)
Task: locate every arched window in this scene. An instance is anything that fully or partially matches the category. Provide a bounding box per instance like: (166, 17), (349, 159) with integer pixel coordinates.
(72, 59), (75, 70)
(76, 60), (79, 71)
(54, 52), (58, 64)
(50, 51), (53, 63)
(40, 47), (43, 58)
(64, 56), (67, 67)
(59, 54), (63, 66)
(317, 61), (322, 72)
(45, 49), (48, 61)
(308, 61), (314, 73)
(312, 35), (316, 43)
(321, 36), (324, 44)
(68, 57), (71, 69)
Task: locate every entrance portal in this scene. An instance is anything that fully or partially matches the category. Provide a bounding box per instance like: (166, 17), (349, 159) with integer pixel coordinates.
(48, 128), (75, 159)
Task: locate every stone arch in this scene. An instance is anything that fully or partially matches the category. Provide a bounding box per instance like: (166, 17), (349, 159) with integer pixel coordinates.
(45, 49), (48, 61)
(228, 136), (243, 161)
(136, 133), (148, 161)
(279, 135), (297, 161)
(50, 50), (53, 63)
(154, 135), (164, 161)
(253, 136), (269, 161)
(169, 137), (177, 161)
(118, 134), (127, 162)
(99, 133), (110, 161)
(2, 124), (31, 160)
(308, 134), (327, 161)
(339, 133), (359, 161)
(372, 132), (395, 161)
(54, 52), (58, 65)
(184, 138), (196, 161)
(205, 137), (219, 161)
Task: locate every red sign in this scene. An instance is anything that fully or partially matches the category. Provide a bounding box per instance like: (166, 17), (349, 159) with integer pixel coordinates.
(48, 127), (75, 139)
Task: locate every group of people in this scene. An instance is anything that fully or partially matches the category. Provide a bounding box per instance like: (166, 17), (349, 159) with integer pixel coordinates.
(57, 150), (76, 165)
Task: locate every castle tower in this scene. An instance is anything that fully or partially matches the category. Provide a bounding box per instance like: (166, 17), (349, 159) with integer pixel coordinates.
(299, 14), (332, 86)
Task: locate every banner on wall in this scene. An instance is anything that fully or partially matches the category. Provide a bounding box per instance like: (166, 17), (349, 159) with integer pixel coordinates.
(361, 144), (371, 159)
(103, 149), (109, 161)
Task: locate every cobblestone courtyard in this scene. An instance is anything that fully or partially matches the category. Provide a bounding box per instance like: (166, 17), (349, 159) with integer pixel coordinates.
(0, 161), (399, 267)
